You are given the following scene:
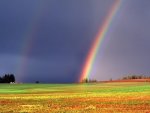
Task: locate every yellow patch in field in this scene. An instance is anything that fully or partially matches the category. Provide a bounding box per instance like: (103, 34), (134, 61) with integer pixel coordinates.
(20, 104), (43, 112)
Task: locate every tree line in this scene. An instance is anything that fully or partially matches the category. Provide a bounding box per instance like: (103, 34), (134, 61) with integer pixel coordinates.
(0, 74), (15, 83)
(122, 75), (150, 80)
(81, 75), (150, 83)
(81, 78), (97, 83)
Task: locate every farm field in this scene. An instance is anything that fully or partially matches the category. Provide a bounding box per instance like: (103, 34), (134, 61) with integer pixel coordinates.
(0, 82), (150, 113)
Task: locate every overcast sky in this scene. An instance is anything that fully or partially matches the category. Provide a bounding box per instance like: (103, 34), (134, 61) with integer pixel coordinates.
(0, 0), (150, 83)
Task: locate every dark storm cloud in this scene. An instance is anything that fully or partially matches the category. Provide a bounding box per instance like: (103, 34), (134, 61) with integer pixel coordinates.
(23, 57), (81, 83)
(1, 0), (150, 82)
(0, 0), (115, 82)
(29, 0), (114, 58)
(0, 0), (113, 56)
(92, 0), (150, 80)
(0, 0), (40, 54)
(105, 0), (150, 57)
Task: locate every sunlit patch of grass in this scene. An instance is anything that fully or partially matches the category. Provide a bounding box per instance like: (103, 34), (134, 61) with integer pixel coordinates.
(0, 82), (150, 112)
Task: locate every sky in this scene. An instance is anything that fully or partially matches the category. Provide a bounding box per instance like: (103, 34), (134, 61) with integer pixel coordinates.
(0, 0), (150, 83)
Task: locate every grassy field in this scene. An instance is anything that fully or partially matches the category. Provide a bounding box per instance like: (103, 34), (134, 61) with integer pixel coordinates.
(0, 82), (150, 113)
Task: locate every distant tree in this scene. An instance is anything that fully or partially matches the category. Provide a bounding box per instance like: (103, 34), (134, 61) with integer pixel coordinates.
(10, 74), (15, 82)
(0, 77), (2, 83)
(81, 78), (98, 83)
(131, 75), (136, 79)
(35, 81), (39, 84)
(127, 75), (132, 79)
(121, 75), (150, 80)
(0, 74), (15, 83)
(123, 76), (127, 80)
(82, 78), (88, 83)
(3, 74), (9, 83)
(89, 79), (97, 83)
(138, 75), (142, 79)
(86, 78), (89, 83)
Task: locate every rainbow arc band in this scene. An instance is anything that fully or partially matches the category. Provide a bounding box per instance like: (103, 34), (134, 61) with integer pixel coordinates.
(79, 0), (122, 82)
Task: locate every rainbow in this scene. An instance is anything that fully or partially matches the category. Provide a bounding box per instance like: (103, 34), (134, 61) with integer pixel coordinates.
(17, 1), (45, 82)
(79, 0), (122, 82)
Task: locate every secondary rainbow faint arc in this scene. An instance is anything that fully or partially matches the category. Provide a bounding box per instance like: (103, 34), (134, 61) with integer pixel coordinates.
(79, 0), (122, 82)
(17, 1), (45, 82)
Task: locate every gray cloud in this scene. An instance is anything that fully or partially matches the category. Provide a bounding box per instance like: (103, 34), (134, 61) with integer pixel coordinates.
(0, 0), (150, 82)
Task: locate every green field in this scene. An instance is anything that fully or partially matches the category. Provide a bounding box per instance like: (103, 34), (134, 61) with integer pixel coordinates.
(0, 82), (150, 113)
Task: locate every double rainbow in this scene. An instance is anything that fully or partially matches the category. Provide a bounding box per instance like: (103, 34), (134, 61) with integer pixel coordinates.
(79, 0), (122, 82)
